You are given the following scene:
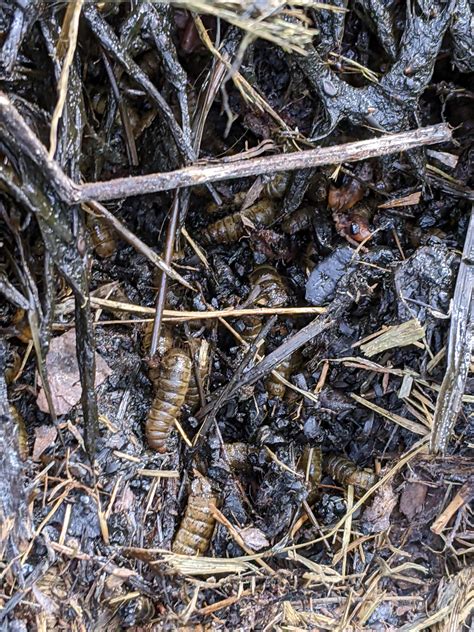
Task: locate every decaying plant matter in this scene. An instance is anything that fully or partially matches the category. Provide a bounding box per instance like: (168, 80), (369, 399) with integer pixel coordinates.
(0, 0), (472, 629)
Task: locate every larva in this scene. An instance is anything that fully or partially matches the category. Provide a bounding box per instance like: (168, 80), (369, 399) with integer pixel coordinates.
(10, 404), (28, 460)
(324, 454), (376, 490)
(185, 341), (209, 412)
(119, 595), (155, 628)
(145, 349), (192, 453)
(142, 319), (172, 354)
(201, 199), (276, 245)
(241, 265), (288, 343)
(265, 356), (293, 399)
(281, 206), (314, 234)
(205, 191), (247, 215)
(87, 215), (117, 258)
(299, 446), (322, 504)
(11, 309), (31, 343)
(172, 476), (217, 556)
(264, 172), (290, 199)
(142, 323), (174, 388)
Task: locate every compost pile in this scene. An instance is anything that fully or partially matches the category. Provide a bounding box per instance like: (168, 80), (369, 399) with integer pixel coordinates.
(0, 1), (473, 630)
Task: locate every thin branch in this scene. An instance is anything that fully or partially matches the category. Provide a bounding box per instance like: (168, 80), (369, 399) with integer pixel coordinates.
(0, 93), (453, 204)
(78, 124), (453, 202)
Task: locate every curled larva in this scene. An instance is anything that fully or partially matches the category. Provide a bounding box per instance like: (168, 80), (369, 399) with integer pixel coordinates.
(241, 265), (288, 343)
(324, 454), (376, 490)
(264, 172), (290, 199)
(145, 349), (192, 452)
(172, 476), (217, 556)
(281, 206), (314, 234)
(201, 199), (276, 245)
(299, 446), (322, 504)
(265, 356), (293, 399)
(87, 216), (117, 258)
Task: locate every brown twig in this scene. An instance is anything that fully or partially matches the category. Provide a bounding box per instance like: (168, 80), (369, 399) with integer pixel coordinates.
(149, 194), (181, 357)
(0, 92), (452, 204)
(78, 124), (453, 202)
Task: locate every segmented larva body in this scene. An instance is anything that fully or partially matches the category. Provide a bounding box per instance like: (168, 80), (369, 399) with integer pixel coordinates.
(324, 454), (376, 490)
(142, 323), (174, 388)
(281, 206), (314, 234)
(264, 172), (290, 199)
(223, 442), (255, 472)
(172, 476), (217, 556)
(119, 595), (155, 628)
(87, 216), (117, 258)
(201, 199), (276, 244)
(241, 265), (288, 343)
(142, 322), (174, 357)
(12, 309), (31, 343)
(265, 353), (298, 399)
(186, 355), (209, 412)
(206, 191), (247, 215)
(145, 349), (192, 452)
(10, 405), (28, 460)
(299, 446), (322, 504)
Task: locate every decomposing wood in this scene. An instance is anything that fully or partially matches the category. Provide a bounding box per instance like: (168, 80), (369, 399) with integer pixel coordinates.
(430, 206), (474, 453)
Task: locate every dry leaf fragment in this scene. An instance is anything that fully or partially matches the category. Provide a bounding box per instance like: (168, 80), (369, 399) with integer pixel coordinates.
(36, 328), (112, 415)
(236, 526), (270, 551)
(361, 483), (397, 533)
(32, 425), (58, 461)
(399, 482), (428, 521)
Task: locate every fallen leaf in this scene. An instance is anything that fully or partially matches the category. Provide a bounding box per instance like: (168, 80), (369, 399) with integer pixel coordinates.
(36, 328), (112, 415)
(362, 483), (397, 533)
(237, 526), (270, 551)
(32, 425), (58, 461)
(399, 482), (428, 520)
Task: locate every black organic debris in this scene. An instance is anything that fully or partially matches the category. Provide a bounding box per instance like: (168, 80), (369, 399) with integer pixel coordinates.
(0, 1), (472, 630)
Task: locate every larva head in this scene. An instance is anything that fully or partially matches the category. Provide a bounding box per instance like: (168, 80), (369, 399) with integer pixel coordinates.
(162, 348), (192, 377)
(190, 475), (214, 499)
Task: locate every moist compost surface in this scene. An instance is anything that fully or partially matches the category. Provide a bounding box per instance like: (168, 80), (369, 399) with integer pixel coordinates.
(0, 2), (473, 630)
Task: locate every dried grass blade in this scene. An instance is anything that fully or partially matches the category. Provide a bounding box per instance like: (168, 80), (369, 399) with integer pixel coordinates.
(351, 393), (429, 436)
